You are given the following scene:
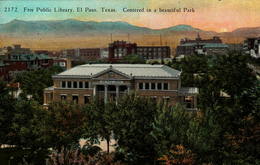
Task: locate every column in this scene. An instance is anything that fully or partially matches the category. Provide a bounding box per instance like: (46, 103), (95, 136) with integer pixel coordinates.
(43, 92), (47, 105)
(93, 85), (96, 97)
(104, 85), (108, 103)
(116, 85), (119, 104)
(127, 85), (130, 94)
(194, 96), (198, 110)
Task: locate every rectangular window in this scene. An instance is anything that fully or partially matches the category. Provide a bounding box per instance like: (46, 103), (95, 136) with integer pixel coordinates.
(61, 95), (67, 101)
(85, 82), (89, 88)
(84, 96), (90, 104)
(163, 97), (170, 104)
(157, 83), (162, 90)
(72, 95), (78, 104)
(79, 82), (83, 88)
(62, 81), (66, 88)
(151, 83), (156, 90)
(139, 83), (143, 90)
(67, 81), (72, 88)
(145, 83), (149, 90)
(73, 81), (78, 88)
(163, 83), (169, 90)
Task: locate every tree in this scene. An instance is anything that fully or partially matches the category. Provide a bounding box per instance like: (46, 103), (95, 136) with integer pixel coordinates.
(112, 94), (157, 164)
(0, 81), (16, 146)
(83, 99), (116, 153)
(151, 104), (193, 157)
(15, 66), (63, 103)
(122, 54), (145, 64)
(44, 102), (86, 165)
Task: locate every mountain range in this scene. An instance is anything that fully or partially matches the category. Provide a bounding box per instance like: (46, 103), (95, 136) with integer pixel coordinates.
(0, 19), (259, 49)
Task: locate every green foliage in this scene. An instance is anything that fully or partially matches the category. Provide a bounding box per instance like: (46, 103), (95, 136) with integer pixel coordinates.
(122, 54), (145, 64)
(151, 104), (193, 156)
(112, 94), (157, 164)
(83, 99), (116, 153)
(15, 66), (63, 103)
(44, 102), (86, 150)
(0, 81), (16, 145)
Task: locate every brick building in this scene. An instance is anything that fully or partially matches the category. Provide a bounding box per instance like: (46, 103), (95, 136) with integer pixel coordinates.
(137, 46), (171, 60)
(108, 41), (137, 62)
(44, 64), (198, 110)
(108, 41), (171, 62)
(62, 48), (101, 61)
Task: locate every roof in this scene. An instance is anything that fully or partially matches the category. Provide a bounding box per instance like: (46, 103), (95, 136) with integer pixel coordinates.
(179, 43), (228, 48)
(179, 87), (199, 95)
(9, 54), (52, 61)
(203, 43), (229, 48)
(54, 64), (181, 79)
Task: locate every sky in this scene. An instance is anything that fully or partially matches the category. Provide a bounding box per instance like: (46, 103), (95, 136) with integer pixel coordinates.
(0, 0), (260, 32)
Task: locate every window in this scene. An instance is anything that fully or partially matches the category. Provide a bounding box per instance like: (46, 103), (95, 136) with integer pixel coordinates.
(163, 96), (170, 104)
(151, 83), (156, 90)
(73, 81), (78, 88)
(61, 95), (67, 101)
(67, 81), (72, 88)
(163, 83), (169, 90)
(62, 81), (66, 88)
(151, 96), (157, 102)
(84, 96), (90, 104)
(145, 83), (149, 90)
(139, 83), (143, 90)
(85, 82), (89, 88)
(79, 82), (83, 88)
(184, 96), (194, 109)
(72, 95), (78, 104)
(157, 83), (162, 90)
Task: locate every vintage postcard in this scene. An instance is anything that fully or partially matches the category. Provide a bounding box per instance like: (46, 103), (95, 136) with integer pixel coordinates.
(0, 0), (259, 164)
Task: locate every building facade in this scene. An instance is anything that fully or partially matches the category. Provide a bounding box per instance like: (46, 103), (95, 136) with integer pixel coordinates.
(44, 64), (198, 110)
(176, 35), (228, 56)
(62, 48), (101, 61)
(137, 46), (171, 60)
(108, 41), (137, 62)
(244, 37), (260, 58)
(108, 41), (171, 62)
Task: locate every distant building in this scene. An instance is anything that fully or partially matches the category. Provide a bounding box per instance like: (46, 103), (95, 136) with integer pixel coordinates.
(227, 43), (243, 52)
(176, 35), (228, 56)
(137, 46), (171, 60)
(108, 41), (171, 62)
(53, 58), (71, 70)
(44, 64), (198, 110)
(243, 37), (260, 58)
(1, 53), (53, 81)
(180, 34), (222, 44)
(62, 48), (101, 61)
(6, 45), (32, 56)
(108, 41), (137, 62)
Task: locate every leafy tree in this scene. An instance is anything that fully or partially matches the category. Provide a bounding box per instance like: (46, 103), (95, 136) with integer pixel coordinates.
(15, 66), (63, 103)
(0, 81), (16, 146)
(122, 54), (145, 64)
(83, 99), (116, 153)
(44, 102), (86, 165)
(151, 104), (193, 157)
(112, 94), (157, 164)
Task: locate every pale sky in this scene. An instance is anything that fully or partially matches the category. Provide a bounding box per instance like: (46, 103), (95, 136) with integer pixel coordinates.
(0, 0), (259, 32)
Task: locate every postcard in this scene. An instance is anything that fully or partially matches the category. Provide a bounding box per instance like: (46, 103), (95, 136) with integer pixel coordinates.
(0, 0), (259, 164)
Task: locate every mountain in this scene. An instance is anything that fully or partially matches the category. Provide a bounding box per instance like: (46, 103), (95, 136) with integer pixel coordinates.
(0, 19), (203, 36)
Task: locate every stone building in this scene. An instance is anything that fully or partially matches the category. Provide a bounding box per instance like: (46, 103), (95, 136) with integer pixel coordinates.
(44, 64), (198, 110)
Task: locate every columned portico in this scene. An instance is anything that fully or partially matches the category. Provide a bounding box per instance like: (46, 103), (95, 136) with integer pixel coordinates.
(93, 81), (130, 103)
